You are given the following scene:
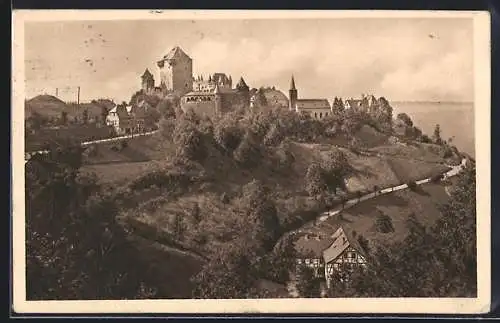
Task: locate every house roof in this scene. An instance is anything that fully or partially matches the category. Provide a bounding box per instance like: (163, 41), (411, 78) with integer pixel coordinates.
(294, 232), (335, 258)
(295, 99), (331, 109)
(162, 46), (191, 61)
(322, 227), (366, 264)
(294, 225), (366, 261)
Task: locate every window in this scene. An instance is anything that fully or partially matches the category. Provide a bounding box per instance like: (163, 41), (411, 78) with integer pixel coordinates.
(305, 259), (311, 265)
(314, 112), (317, 118)
(320, 112), (323, 118)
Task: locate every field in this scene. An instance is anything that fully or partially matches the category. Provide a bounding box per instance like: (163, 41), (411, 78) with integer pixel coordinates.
(26, 125), (116, 152)
(81, 160), (167, 185)
(288, 141), (451, 194)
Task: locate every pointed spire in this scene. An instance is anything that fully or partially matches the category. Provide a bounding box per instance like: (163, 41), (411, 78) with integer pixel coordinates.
(142, 68), (153, 79)
(290, 75), (296, 90)
(236, 77), (249, 91)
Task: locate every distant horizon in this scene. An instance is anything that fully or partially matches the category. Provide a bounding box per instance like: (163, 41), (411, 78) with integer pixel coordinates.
(25, 18), (473, 103)
(25, 92), (474, 106)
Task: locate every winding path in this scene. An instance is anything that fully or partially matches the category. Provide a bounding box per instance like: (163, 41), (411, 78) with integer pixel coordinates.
(24, 130), (159, 164)
(299, 158), (467, 230)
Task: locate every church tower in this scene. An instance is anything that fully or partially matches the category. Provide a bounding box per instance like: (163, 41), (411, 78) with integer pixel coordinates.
(289, 75), (298, 111)
(157, 46), (193, 96)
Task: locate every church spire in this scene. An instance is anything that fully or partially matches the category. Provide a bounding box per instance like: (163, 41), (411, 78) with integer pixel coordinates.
(290, 75), (296, 90)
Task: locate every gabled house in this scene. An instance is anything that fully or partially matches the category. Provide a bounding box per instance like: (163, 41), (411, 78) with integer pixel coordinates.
(323, 227), (368, 288)
(294, 232), (332, 278)
(293, 226), (368, 287)
(106, 102), (147, 135)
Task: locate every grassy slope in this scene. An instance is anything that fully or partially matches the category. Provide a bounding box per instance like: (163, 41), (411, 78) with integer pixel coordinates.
(300, 182), (450, 248)
(25, 95), (104, 119)
(76, 123), (457, 298)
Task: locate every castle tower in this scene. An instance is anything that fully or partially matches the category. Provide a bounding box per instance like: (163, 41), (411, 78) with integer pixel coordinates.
(141, 69), (155, 93)
(157, 46), (193, 96)
(214, 83), (222, 115)
(289, 75), (298, 111)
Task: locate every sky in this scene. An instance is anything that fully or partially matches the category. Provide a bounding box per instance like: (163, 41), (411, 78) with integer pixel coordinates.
(24, 17), (474, 103)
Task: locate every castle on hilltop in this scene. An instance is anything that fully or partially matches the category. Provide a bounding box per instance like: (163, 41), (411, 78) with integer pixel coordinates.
(138, 46), (250, 118)
(137, 46), (383, 121)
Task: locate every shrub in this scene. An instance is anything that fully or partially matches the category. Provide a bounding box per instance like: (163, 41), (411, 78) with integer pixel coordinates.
(431, 173), (444, 183)
(407, 181), (417, 191)
(375, 212), (395, 233)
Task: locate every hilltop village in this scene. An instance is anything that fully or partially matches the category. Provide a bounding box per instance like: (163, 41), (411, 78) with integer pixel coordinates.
(105, 46), (386, 135)
(24, 45), (475, 300)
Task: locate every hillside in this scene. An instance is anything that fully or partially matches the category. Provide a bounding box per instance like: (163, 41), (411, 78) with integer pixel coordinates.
(25, 94), (111, 120)
(296, 182), (451, 251)
(25, 95), (68, 118)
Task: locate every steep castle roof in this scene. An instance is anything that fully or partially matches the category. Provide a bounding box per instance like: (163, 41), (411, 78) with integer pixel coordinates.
(212, 73), (231, 85)
(236, 77), (249, 91)
(141, 69), (153, 79)
(162, 46), (191, 61)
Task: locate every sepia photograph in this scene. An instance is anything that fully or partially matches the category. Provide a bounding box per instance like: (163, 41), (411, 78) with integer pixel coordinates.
(12, 10), (491, 314)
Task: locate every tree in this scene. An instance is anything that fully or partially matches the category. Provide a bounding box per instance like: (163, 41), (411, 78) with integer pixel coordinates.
(100, 106), (109, 124)
(191, 240), (259, 299)
(396, 113), (413, 127)
(340, 195), (347, 210)
(355, 190), (363, 203)
(60, 111), (68, 125)
(233, 131), (261, 168)
(173, 113), (207, 162)
(321, 150), (350, 193)
(82, 109), (89, 124)
(407, 181), (417, 191)
(433, 124), (442, 145)
(213, 113), (243, 153)
(295, 265), (321, 298)
(374, 211), (394, 233)
(26, 143), (155, 300)
(156, 99), (176, 119)
(305, 163), (326, 197)
(239, 180), (281, 251)
(144, 107), (161, 130)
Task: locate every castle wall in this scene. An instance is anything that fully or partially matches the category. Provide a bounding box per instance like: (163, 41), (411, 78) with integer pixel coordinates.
(180, 94), (218, 118)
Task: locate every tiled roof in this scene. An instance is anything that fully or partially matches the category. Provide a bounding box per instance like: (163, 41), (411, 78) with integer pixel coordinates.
(322, 227), (366, 264)
(295, 99), (331, 109)
(163, 46), (191, 61)
(294, 232), (335, 258)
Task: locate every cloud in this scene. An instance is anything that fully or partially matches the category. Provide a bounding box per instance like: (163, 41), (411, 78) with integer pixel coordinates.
(24, 18), (473, 103)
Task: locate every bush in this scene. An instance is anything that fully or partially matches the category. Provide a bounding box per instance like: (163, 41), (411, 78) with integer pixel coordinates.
(375, 212), (395, 233)
(407, 181), (417, 191)
(431, 173), (444, 183)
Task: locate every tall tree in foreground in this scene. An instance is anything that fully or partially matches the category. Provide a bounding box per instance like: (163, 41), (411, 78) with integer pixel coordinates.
(26, 143), (156, 300)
